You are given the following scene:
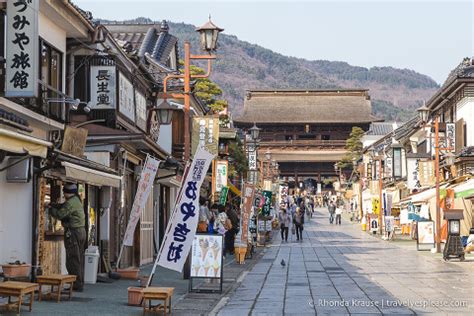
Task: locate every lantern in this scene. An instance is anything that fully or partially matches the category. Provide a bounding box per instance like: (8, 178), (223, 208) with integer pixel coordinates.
(249, 123), (260, 140)
(155, 99), (175, 125)
(417, 103), (430, 123)
(443, 209), (465, 261)
(196, 17), (224, 52)
(391, 142), (403, 179)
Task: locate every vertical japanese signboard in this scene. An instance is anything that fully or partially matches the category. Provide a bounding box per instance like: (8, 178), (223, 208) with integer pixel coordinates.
(372, 197), (380, 215)
(6, 0), (39, 97)
(90, 65), (116, 109)
(219, 186), (229, 205)
(214, 160), (228, 193)
(192, 116), (219, 156)
(261, 190), (272, 216)
(247, 143), (257, 171)
(118, 72), (135, 121)
(419, 160), (436, 187)
(445, 123), (455, 151)
(241, 183), (255, 243)
(157, 147), (215, 272)
(123, 155), (160, 246)
(135, 91), (147, 131)
(407, 158), (422, 190)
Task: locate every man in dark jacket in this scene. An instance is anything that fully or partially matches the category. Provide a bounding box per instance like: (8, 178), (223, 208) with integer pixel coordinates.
(328, 200), (336, 224)
(49, 183), (86, 291)
(225, 204), (240, 255)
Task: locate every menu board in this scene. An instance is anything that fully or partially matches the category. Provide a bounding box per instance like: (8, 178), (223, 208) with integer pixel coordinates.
(190, 234), (223, 278)
(417, 221), (434, 244)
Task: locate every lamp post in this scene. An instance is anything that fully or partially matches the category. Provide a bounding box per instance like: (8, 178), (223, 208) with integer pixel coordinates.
(158, 17), (223, 161)
(248, 123), (260, 185)
(417, 104), (442, 253)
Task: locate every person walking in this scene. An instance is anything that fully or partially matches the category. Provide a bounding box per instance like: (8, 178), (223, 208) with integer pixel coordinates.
(48, 183), (86, 291)
(293, 207), (305, 241)
(225, 204), (239, 256)
(335, 205), (342, 225)
(198, 197), (211, 232)
(278, 208), (291, 242)
(328, 200), (336, 224)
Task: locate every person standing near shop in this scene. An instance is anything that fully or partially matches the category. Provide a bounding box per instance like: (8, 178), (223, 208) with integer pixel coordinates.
(328, 200), (336, 224)
(49, 183), (86, 291)
(278, 208), (291, 242)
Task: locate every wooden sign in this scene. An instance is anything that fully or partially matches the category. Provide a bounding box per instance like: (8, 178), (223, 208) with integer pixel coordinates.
(61, 126), (88, 157)
(419, 160), (436, 187)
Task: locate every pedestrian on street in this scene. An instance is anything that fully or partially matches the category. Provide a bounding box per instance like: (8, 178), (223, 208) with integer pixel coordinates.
(225, 204), (239, 256)
(198, 197), (211, 233)
(208, 203), (219, 234)
(328, 200), (336, 224)
(48, 183), (86, 292)
(335, 205), (342, 225)
(293, 207), (304, 241)
(278, 208), (291, 242)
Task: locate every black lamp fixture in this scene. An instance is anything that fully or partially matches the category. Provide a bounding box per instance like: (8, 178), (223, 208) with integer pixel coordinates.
(155, 99), (176, 125)
(417, 102), (430, 123)
(249, 122), (260, 141)
(196, 16), (224, 52)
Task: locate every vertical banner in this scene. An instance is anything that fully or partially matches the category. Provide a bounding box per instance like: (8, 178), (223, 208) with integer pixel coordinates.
(158, 148), (215, 272)
(213, 160), (228, 193)
(90, 65), (116, 109)
(247, 143), (257, 171)
(219, 186), (229, 205)
(419, 160), (436, 187)
(192, 116), (219, 156)
(317, 183), (322, 194)
(445, 123), (455, 151)
(241, 183), (255, 244)
(123, 155), (160, 246)
(6, 0), (39, 97)
(407, 158), (422, 190)
(261, 190), (272, 216)
(372, 197), (380, 215)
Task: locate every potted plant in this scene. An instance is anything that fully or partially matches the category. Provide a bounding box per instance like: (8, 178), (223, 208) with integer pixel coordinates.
(2, 260), (31, 278)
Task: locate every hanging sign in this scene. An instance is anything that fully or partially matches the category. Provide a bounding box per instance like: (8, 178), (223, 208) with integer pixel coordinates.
(445, 123), (455, 151)
(90, 65), (116, 109)
(261, 190), (272, 217)
(6, 0), (39, 97)
(213, 160), (228, 193)
(123, 155), (160, 246)
(419, 160), (436, 187)
(192, 116), (219, 156)
(135, 91), (147, 131)
(407, 158), (422, 190)
(118, 72), (135, 121)
(241, 183), (255, 244)
(248, 144), (257, 171)
(157, 147), (215, 272)
(372, 197), (380, 215)
(219, 186), (229, 205)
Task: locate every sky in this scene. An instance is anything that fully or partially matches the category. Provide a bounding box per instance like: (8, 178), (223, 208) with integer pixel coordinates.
(74, 0), (473, 84)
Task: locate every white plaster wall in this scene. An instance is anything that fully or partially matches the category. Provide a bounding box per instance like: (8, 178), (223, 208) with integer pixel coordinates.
(0, 162), (33, 266)
(39, 12), (67, 92)
(456, 97), (474, 146)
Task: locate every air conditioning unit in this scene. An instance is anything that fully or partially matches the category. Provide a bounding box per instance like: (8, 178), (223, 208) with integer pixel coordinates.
(6, 157), (31, 183)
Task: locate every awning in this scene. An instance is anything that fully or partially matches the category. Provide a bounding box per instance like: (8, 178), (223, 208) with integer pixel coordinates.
(0, 127), (52, 158)
(62, 161), (121, 188)
(453, 178), (474, 198)
(228, 182), (241, 196)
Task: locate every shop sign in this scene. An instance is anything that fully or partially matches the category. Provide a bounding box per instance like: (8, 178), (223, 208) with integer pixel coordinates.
(417, 221), (434, 244)
(148, 111), (160, 143)
(317, 183), (321, 194)
(261, 190), (272, 217)
(385, 157), (393, 179)
(90, 65), (116, 109)
(192, 116), (219, 156)
(372, 197), (380, 215)
(123, 155), (160, 246)
(407, 158), (422, 190)
(213, 160), (228, 193)
(385, 216), (395, 232)
(370, 217), (378, 233)
(190, 234), (223, 278)
(248, 144), (257, 171)
(218, 186), (228, 205)
(445, 123), (455, 151)
(61, 126), (88, 157)
(135, 91), (147, 131)
(118, 72), (135, 121)
(419, 160), (435, 187)
(5, 0), (39, 97)
(241, 183), (255, 243)
(157, 147), (215, 272)
(253, 193), (264, 208)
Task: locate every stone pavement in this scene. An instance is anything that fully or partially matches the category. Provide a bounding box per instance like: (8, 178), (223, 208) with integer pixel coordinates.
(217, 208), (474, 315)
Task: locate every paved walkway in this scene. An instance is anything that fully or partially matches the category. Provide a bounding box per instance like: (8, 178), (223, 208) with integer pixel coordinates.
(218, 208), (474, 315)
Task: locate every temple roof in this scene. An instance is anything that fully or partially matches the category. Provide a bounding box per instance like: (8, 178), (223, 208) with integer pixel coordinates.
(234, 89), (377, 124)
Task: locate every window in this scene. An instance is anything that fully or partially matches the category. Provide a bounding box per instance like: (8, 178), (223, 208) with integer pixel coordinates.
(39, 39), (63, 92)
(297, 134), (316, 140)
(322, 134), (330, 140)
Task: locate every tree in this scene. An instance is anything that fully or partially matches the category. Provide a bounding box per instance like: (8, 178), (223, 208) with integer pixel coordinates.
(227, 141), (248, 178)
(337, 126), (365, 172)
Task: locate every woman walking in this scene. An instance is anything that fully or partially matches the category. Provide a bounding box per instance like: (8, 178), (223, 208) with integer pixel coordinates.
(293, 207), (305, 241)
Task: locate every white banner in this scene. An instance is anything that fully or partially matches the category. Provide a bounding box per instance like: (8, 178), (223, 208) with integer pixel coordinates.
(123, 155), (160, 246)
(215, 160), (228, 193)
(90, 65), (116, 109)
(157, 147), (215, 272)
(118, 72), (135, 121)
(6, 0), (39, 97)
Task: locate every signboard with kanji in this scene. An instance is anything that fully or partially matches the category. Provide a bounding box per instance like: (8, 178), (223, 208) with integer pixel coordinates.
(261, 190), (272, 216)
(6, 0), (39, 97)
(219, 186), (229, 205)
(192, 116), (219, 156)
(248, 143), (257, 171)
(90, 65), (116, 109)
(419, 160), (436, 187)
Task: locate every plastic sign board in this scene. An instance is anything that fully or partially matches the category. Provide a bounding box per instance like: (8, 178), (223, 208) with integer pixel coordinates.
(261, 190), (272, 217)
(190, 234), (223, 278)
(219, 186), (229, 205)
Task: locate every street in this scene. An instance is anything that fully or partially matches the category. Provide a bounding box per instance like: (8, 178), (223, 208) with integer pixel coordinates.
(218, 208), (474, 315)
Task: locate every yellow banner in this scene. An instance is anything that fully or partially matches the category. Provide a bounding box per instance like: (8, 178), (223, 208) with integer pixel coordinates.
(372, 197), (380, 215)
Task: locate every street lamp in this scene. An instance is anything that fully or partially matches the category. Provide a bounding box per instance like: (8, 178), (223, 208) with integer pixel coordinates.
(161, 17), (223, 161)
(154, 99), (176, 125)
(249, 123), (260, 141)
(391, 142), (403, 179)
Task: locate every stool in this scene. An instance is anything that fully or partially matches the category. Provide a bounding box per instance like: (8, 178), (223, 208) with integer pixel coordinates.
(36, 274), (77, 302)
(142, 287), (174, 315)
(0, 281), (38, 314)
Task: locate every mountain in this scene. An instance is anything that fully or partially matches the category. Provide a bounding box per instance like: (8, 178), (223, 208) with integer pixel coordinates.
(102, 18), (440, 122)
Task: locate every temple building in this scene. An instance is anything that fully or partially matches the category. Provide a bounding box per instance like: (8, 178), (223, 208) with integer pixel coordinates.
(234, 89), (378, 191)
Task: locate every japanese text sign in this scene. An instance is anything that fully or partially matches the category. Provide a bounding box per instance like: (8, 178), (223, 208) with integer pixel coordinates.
(419, 160), (435, 187)
(219, 186), (229, 205)
(6, 0), (39, 97)
(407, 158), (422, 190)
(214, 160), (228, 193)
(261, 190), (272, 217)
(118, 72), (135, 121)
(90, 65), (116, 109)
(241, 183), (255, 243)
(123, 155), (160, 246)
(158, 147), (215, 272)
(248, 144), (257, 171)
(192, 116), (219, 156)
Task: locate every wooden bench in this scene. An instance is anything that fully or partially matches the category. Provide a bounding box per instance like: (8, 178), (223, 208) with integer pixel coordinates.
(36, 274), (77, 302)
(0, 281), (38, 314)
(142, 287), (174, 315)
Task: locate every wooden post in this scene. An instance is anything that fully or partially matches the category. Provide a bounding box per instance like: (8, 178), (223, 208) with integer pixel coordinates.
(435, 117), (441, 253)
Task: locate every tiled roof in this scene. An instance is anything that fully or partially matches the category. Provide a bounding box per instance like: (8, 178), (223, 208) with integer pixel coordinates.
(366, 122), (396, 136)
(235, 89), (376, 124)
(393, 115), (421, 142)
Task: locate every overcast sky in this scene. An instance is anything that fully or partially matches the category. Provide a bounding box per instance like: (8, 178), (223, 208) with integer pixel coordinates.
(75, 0), (473, 84)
